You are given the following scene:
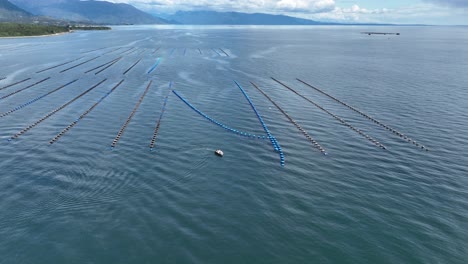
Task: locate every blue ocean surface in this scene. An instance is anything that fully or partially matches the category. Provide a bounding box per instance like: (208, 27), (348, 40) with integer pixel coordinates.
(0, 25), (467, 263)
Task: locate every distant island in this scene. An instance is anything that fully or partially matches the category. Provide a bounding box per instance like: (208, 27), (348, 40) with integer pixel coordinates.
(0, 23), (110, 37)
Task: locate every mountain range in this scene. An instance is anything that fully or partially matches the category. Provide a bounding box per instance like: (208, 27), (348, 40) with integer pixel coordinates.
(0, 0), (31, 22)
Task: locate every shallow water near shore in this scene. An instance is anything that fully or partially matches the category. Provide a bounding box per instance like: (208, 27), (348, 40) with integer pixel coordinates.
(0, 25), (467, 263)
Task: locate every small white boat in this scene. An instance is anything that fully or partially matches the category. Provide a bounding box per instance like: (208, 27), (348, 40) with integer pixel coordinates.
(214, 149), (224, 157)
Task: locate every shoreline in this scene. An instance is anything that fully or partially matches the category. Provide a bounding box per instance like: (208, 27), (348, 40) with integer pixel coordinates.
(0, 31), (71, 39)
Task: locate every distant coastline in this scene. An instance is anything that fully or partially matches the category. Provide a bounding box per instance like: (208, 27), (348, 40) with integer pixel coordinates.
(0, 23), (111, 38)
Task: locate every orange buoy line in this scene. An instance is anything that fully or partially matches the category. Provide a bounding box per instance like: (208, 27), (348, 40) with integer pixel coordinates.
(9, 79), (107, 141)
(219, 48), (230, 57)
(0, 77), (50, 100)
(111, 80), (153, 148)
(49, 79), (125, 145)
(0, 78), (31, 91)
(296, 78), (429, 151)
(150, 82), (172, 150)
(0, 79), (78, 118)
(123, 58), (142, 75)
(250, 81), (327, 155)
(36, 57), (85, 73)
(272, 77), (387, 150)
(60, 56), (100, 73)
(85, 57), (122, 74)
(95, 57), (122, 75)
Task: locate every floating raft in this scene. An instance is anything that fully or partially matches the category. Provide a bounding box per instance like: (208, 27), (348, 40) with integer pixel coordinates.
(272, 77), (386, 150)
(0, 78), (31, 91)
(150, 82), (172, 150)
(111, 81), (152, 148)
(10, 79), (107, 140)
(250, 81), (327, 155)
(50, 79), (125, 144)
(296, 78), (428, 151)
(235, 81), (285, 167)
(0, 79), (78, 118)
(172, 90), (264, 139)
(0, 77), (50, 100)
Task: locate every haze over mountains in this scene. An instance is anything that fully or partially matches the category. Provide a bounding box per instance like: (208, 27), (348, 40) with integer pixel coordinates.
(0, 0), (31, 22)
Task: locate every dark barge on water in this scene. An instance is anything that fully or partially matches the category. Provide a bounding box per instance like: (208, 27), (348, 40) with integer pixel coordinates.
(362, 32), (400, 36)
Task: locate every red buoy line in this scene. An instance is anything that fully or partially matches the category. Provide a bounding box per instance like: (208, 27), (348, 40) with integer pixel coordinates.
(296, 78), (429, 151)
(272, 78), (387, 150)
(85, 57), (122, 74)
(250, 81), (327, 155)
(123, 58), (142, 75)
(36, 57), (85, 73)
(111, 80), (153, 148)
(95, 57), (122, 75)
(219, 48), (230, 57)
(150, 82), (172, 150)
(0, 77), (50, 100)
(0, 78), (31, 91)
(0, 79), (78, 118)
(60, 56), (100, 73)
(49, 79), (125, 145)
(9, 79), (107, 141)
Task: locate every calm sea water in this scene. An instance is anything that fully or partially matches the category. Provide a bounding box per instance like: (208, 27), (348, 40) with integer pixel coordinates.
(0, 25), (467, 263)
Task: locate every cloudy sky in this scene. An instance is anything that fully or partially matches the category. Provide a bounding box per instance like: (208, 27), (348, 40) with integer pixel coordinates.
(106, 0), (468, 25)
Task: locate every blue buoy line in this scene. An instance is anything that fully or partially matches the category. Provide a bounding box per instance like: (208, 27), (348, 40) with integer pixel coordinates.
(150, 82), (172, 150)
(10, 79), (107, 141)
(111, 80), (153, 148)
(123, 58), (142, 75)
(296, 78), (429, 151)
(234, 80), (285, 166)
(0, 77), (31, 91)
(36, 57), (84, 73)
(0, 77), (50, 100)
(49, 79), (125, 145)
(250, 81), (327, 155)
(0, 79), (78, 119)
(272, 77), (386, 150)
(60, 56), (101, 73)
(147, 58), (161, 74)
(85, 57), (122, 74)
(172, 90), (266, 139)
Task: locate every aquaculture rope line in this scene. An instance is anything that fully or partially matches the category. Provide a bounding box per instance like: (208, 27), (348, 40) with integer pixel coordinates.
(36, 57), (84, 73)
(150, 82), (172, 149)
(10, 79), (107, 140)
(296, 78), (428, 151)
(147, 58), (161, 74)
(219, 48), (230, 57)
(111, 80), (153, 148)
(272, 77), (386, 150)
(123, 58), (142, 75)
(0, 79), (78, 118)
(85, 57), (122, 73)
(60, 56), (100, 73)
(49, 79), (125, 145)
(172, 90), (265, 139)
(0, 78), (31, 91)
(250, 81), (327, 155)
(95, 57), (122, 75)
(0, 77), (50, 100)
(234, 81), (285, 166)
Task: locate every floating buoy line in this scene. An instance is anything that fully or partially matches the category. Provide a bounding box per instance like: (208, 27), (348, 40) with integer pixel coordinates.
(0, 77), (5, 81)
(219, 48), (230, 57)
(152, 47), (160, 55)
(117, 47), (135, 55)
(81, 47), (108, 54)
(10, 79), (107, 141)
(36, 57), (84, 73)
(250, 81), (327, 155)
(172, 90), (265, 139)
(111, 80), (152, 148)
(150, 82), (172, 150)
(49, 79), (125, 145)
(0, 77), (50, 100)
(211, 48), (221, 56)
(60, 56), (100, 73)
(183, 48), (187, 56)
(123, 58), (142, 75)
(169, 48), (175, 56)
(95, 57), (122, 75)
(198, 48), (202, 55)
(234, 81), (285, 166)
(296, 78), (429, 151)
(147, 58), (161, 74)
(271, 77), (386, 150)
(102, 47), (123, 55)
(0, 79), (78, 118)
(85, 57), (122, 74)
(0, 78), (31, 91)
